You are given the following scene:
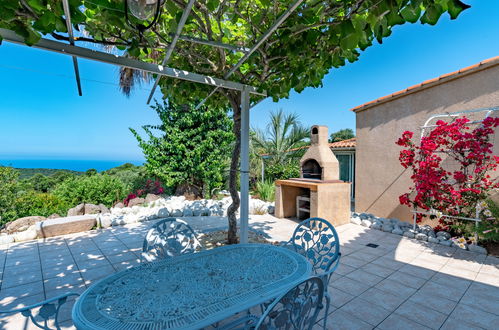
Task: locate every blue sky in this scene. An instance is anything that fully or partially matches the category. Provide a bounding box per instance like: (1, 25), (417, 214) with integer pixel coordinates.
(0, 0), (498, 162)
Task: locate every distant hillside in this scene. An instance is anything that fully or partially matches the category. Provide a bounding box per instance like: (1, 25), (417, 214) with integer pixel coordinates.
(14, 168), (84, 179)
(1, 162), (141, 179)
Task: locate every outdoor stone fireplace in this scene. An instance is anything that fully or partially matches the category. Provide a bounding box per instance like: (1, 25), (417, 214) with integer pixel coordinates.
(275, 125), (351, 226)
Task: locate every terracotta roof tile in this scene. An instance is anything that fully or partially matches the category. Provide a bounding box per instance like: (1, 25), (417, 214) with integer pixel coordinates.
(260, 137), (356, 156)
(329, 137), (356, 149)
(481, 56), (499, 64)
(351, 56), (499, 112)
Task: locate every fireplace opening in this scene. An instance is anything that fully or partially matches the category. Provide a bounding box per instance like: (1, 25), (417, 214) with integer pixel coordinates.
(302, 159), (322, 180)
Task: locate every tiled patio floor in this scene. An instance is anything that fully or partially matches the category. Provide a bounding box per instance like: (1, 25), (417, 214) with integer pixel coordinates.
(0, 216), (498, 329)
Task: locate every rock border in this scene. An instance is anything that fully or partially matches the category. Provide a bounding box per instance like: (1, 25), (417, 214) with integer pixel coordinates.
(350, 212), (487, 255)
(0, 195), (275, 244)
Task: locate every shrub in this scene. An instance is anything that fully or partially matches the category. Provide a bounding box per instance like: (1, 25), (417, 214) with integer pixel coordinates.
(0, 167), (21, 224)
(53, 174), (128, 207)
(23, 173), (56, 193)
(123, 179), (166, 206)
(476, 199), (499, 242)
(13, 191), (69, 218)
(397, 116), (499, 241)
(265, 162), (300, 182)
(111, 168), (151, 192)
(255, 180), (275, 202)
(131, 100), (233, 198)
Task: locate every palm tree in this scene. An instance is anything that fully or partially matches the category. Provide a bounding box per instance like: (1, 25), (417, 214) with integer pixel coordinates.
(251, 109), (309, 179)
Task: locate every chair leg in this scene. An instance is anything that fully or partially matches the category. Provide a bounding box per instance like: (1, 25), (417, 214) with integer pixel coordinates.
(322, 292), (331, 329)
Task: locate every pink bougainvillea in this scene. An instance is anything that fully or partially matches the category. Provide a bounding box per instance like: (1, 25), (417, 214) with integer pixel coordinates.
(123, 179), (165, 206)
(396, 116), (499, 226)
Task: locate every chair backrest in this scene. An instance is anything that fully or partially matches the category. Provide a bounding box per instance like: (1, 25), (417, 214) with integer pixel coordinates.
(291, 217), (340, 274)
(142, 218), (202, 262)
(0, 292), (79, 330)
(255, 277), (324, 330)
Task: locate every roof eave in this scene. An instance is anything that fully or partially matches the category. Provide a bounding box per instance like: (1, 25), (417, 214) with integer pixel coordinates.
(351, 56), (499, 113)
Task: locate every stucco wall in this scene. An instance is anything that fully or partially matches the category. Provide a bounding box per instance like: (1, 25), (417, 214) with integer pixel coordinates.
(355, 63), (499, 222)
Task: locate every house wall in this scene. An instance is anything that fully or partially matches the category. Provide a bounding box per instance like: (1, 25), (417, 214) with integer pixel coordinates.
(355, 63), (499, 222)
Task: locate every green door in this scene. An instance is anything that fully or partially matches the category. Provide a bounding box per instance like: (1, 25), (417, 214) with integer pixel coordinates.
(334, 152), (355, 200)
(336, 154), (352, 182)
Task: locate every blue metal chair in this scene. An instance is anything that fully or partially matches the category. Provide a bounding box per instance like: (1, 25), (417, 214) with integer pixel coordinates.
(219, 277), (324, 330)
(289, 217), (341, 328)
(141, 218), (203, 262)
(0, 292), (79, 330)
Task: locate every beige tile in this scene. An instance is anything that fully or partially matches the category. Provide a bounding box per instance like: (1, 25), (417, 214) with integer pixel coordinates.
(360, 262), (396, 278)
(80, 264), (115, 283)
(322, 309), (373, 330)
(43, 273), (85, 294)
(370, 256), (406, 270)
(377, 313), (431, 330)
(105, 252), (139, 265)
(2, 270), (42, 288)
(112, 258), (141, 271)
(0, 281), (44, 301)
(3, 263), (41, 277)
(394, 300), (447, 329)
(330, 276), (371, 296)
(430, 272), (472, 290)
(335, 263), (357, 276)
(474, 272), (499, 286)
(461, 286), (499, 315)
(418, 281), (467, 302)
(42, 263), (80, 279)
(348, 251), (380, 262)
(408, 290), (457, 312)
(440, 317), (482, 330)
(449, 303), (499, 329)
(447, 259), (482, 273)
(345, 269), (385, 287)
(341, 256), (369, 268)
(465, 282), (499, 301)
(386, 270), (427, 289)
(359, 287), (406, 312)
(339, 297), (391, 326)
(75, 256), (112, 270)
(375, 278), (417, 299)
(328, 287), (356, 308)
(0, 293), (45, 310)
(399, 264), (437, 280)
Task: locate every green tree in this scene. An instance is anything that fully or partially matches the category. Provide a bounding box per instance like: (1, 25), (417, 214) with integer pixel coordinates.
(104, 164), (152, 193)
(130, 100), (234, 198)
(51, 171), (77, 184)
(85, 168), (98, 176)
(25, 173), (55, 193)
(53, 174), (128, 207)
(330, 128), (355, 142)
(252, 109), (309, 181)
(0, 167), (20, 224)
(5, 0), (470, 243)
(14, 191), (69, 218)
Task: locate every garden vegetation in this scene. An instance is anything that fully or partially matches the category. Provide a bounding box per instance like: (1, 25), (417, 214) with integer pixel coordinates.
(0, 163), (150, 226)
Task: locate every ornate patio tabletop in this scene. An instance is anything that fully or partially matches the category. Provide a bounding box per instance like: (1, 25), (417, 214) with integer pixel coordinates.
(72, 243), (311, 329)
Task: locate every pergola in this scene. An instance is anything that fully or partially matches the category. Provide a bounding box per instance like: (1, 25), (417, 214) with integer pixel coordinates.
(0, 0), (305, 244)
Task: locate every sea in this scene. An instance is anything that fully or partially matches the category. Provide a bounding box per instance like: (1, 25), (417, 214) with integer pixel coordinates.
(0, 159), (143, 172)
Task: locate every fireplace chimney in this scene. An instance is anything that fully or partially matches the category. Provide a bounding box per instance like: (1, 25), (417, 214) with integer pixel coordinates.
(300, 125), (339, 181)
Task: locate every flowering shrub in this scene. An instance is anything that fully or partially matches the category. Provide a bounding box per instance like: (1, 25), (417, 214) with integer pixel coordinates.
(123, 180), (165, 206)
(396, 116), (499, 240)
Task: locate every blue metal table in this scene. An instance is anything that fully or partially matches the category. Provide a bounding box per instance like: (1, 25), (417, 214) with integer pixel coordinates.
(72, 243), (311, 329)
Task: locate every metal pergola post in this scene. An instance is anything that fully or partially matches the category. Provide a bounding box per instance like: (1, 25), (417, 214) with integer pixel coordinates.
(240, 86), (251, 244)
